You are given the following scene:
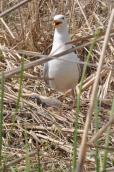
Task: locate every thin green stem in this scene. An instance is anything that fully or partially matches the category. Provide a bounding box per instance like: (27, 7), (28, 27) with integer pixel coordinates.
(102, 98), (114, 171)
(12, 58), (24, 125)
(95, 98), (100, 172)
(24, 131), (31, 172)
(0, 73), (4, 165)
(72, 28), (102, 172)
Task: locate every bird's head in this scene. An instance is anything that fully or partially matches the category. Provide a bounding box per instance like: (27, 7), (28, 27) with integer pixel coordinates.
(53, 15), (67, 28)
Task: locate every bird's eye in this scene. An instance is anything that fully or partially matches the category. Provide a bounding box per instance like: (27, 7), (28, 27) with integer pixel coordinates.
(61, 16), (64, 20)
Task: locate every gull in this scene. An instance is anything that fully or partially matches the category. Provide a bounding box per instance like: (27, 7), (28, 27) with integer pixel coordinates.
(44, 14), (81, 98)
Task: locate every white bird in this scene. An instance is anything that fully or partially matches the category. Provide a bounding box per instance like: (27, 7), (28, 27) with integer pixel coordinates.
(44, 14), (81, 93)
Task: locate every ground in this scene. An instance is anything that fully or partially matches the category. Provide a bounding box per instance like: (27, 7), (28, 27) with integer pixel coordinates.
(0, 0), (114, 172)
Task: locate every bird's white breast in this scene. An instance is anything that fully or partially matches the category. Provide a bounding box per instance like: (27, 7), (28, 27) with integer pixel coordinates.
(48, 52), (80, 92)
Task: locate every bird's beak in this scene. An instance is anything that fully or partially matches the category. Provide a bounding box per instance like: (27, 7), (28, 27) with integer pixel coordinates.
(53, 20), (62, 27)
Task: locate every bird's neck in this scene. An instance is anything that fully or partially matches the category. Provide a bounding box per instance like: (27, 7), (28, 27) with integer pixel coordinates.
(51, 27), (72, 55)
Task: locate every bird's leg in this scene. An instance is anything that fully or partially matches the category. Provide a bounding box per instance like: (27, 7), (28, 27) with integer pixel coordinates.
(56, 89), (77, 113)
(63, 89), (77, 108)
(71, 88), (77, 107)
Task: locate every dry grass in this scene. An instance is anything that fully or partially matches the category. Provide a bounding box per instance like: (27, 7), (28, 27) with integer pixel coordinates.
(0, 0), (114, 171)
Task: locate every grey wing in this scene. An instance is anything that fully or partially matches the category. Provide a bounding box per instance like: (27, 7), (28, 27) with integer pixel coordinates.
(73, 47), (83, 80)
(43, 62), (49, 85)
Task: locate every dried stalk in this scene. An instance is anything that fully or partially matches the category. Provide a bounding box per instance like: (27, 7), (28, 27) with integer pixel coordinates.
(89, 116), (114, 144)
(0, 45), (114, 80)
(76, 9), (114, 172)
(0, 18), (15, 39)
(0, 0), (32, 17)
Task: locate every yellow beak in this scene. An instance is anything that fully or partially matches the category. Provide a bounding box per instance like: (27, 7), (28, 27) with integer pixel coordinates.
(53, 20), (62, 27)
